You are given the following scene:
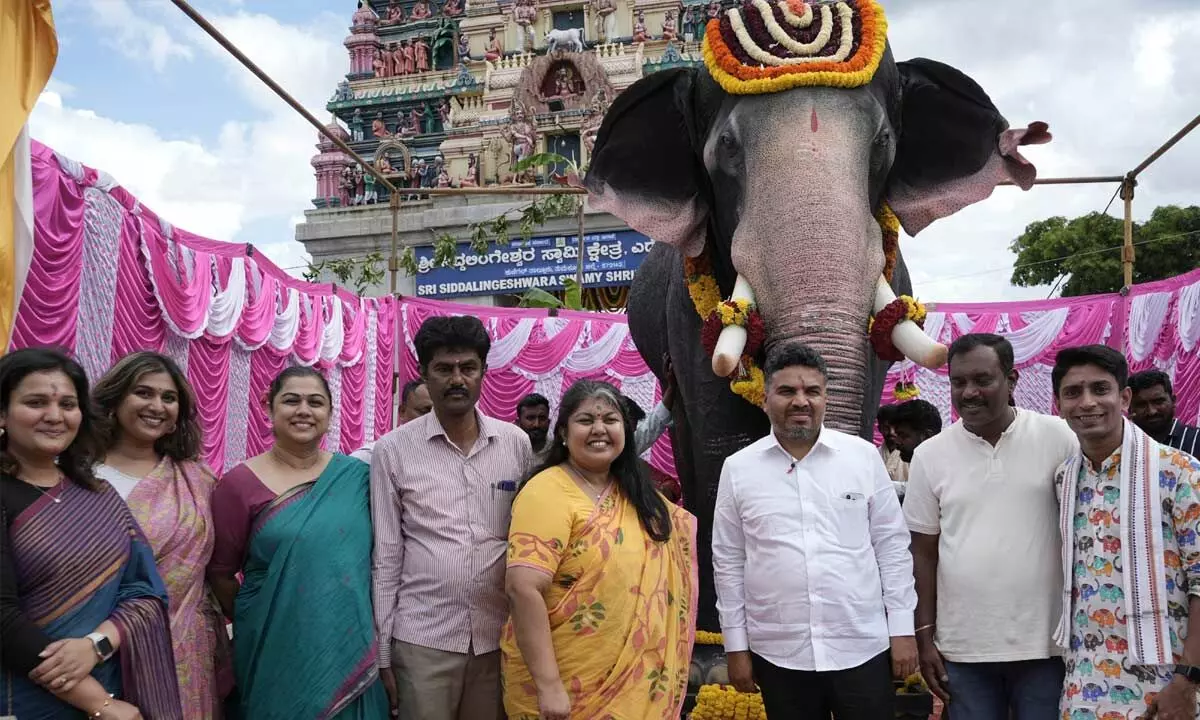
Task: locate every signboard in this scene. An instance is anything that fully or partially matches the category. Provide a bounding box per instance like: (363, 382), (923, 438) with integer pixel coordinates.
(412, 230), (654, 299)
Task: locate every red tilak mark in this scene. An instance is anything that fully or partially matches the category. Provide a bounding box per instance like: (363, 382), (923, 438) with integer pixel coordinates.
(810, 108), (819, 133)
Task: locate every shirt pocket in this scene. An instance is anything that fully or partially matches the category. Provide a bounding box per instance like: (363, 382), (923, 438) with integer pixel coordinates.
(487, 482), (518, 539)
(828, 491), (870, 549)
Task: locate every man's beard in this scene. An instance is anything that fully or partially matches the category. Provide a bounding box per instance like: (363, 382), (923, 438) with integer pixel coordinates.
(777, 425), (818, 443)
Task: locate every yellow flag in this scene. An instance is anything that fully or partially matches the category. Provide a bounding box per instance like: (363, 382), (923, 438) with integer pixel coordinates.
(1, 1), (58, 351)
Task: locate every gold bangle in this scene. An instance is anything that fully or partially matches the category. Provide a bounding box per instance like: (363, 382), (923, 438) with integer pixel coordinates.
(915, 623), (936, 634)
(90, 696), (113, 718)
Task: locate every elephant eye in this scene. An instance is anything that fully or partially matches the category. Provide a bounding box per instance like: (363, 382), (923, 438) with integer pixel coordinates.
(716, 131), (741, 170)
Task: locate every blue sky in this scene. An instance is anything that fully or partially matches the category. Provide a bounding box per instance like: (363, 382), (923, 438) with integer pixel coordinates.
(29, 0), (1200, 300)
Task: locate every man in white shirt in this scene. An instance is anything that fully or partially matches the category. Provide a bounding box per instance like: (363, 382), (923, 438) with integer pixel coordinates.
(904, 333), (1077, 720)
(712, 342), (918, 719)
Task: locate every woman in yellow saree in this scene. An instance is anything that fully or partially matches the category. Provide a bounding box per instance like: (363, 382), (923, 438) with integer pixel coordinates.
(502, 380), (697, 720)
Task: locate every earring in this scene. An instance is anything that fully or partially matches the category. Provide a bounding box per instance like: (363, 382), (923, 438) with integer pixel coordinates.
(166, 425), (177, 434)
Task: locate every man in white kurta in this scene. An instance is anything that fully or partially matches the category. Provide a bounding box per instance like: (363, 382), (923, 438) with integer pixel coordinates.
(712, 342), (918, 720)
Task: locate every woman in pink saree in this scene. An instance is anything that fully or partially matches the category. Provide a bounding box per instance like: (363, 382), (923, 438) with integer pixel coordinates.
(92, 352), (227, 718)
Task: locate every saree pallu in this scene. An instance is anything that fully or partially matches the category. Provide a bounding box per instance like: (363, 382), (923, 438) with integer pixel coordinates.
(501, 467), (699, 720)
(231, 454), (387, 720)
(125, 458), (226, 718)
(4, 482), (181, 719)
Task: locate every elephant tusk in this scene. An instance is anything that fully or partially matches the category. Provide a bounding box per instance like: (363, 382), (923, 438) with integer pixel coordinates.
(712, 275), (755, 377)
(874, 277), (948, 370)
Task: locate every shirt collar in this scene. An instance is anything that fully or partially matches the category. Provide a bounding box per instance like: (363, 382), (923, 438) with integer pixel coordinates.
(423, 407), (498, 442)
(762, 425), (836, 463)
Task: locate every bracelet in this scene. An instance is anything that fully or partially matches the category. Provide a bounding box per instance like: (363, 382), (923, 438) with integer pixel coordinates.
(90, 697), (112, 718)
(915, 623), (936, 634)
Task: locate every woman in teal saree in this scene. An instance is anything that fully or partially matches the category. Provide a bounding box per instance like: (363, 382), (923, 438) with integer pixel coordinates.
(207, 367), (386, 720)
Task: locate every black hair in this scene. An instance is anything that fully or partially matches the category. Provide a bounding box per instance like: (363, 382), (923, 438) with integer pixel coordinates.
(414, 316), (491, 370)
(947, 333), (1015, 375)
(876, 404), (898, 426)
(1052, 344), (1128, 397)
(400, 379), (426, 406)
(0, 347), (101, 490)
(92, 351), (203, 462)
(763, 342), (828, 384)
(516, 393), (550, 415)
(1127, 369), (1173, 397)
(890, 399), (943, 436)
(620, 395), (647, 426)
(532, 380), (672, 543)
(268, 366), (332, 407)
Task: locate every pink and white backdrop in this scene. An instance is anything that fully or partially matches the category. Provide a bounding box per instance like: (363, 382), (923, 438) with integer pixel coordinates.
(11, 141), (1199, 478)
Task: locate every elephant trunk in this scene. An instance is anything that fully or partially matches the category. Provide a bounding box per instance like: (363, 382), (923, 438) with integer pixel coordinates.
(732, 190), (884, 435)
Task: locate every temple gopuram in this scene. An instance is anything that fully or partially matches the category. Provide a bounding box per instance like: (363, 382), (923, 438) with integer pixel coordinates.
(295, 0), (719, 309)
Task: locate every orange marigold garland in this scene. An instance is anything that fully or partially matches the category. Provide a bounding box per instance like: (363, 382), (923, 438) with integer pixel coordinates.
(877, 203), (900, 283)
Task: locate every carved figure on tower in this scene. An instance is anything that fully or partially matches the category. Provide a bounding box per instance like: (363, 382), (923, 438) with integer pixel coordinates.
(484, 28), (503, 61)
(457, 33), (471, 61)
(632, 10), (647, 42)
(414, 36), (431, 72)
(422, 102), (437, 134)
(408, 106), (422, 134)
(513, 0), (537, 52)
(390, 42), (404, 74)
(353, 165), (365, 205)
(437, 162), (451, 188)
(372, 48), (388, 77)
(350, 108), (364, 141)
(461, 153), (479, 187)
(438, 99), (452, 128)
(442, 0), (464, 17)
(410, 0), (434, 20)
(371, 112), (392, 138)
(591, 0), (617, 43)
(681, 5), (697, 40)
(338, 165), (354, 206)
(661, 10), (677, 41)
(382, 0), (404, 25)
(404, 39), (418, 74)
(505, 103), (537, 177)
(705, 0), (721, 22)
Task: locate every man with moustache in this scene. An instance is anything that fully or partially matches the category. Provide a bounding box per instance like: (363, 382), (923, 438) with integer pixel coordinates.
(1052, 345), (1200, 720)
(712, 342), (918, 719)
(903, 333), (1077, 719)
(515, 393), (552, 465)
(352, 379), (433, 464)
(371, 316), (534, 720)
(1127, 370), (1200, 458)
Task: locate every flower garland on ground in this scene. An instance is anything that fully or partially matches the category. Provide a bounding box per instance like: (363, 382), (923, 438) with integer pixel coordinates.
(682, 203), (910, 408)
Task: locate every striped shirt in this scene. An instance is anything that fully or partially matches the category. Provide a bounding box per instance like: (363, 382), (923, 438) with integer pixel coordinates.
(1169, 418), (1200, 459)
(370, 409), (533, 666)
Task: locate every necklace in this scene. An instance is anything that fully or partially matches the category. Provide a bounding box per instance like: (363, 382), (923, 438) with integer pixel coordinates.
(566, 462), (610, 500)
(22, 476), (64, 504)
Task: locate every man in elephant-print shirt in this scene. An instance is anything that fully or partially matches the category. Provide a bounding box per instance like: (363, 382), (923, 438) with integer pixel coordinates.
(1053, 345), (1200, 720)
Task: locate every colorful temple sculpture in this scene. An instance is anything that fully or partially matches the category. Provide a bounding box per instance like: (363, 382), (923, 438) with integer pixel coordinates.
(297, 0), (718, 307)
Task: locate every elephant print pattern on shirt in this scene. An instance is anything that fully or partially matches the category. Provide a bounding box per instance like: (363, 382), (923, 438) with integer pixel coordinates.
(1061, 447), (1200, 720)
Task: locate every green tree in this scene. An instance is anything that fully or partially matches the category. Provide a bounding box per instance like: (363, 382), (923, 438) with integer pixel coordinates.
(304, 251), (386, 294)
(1009, 205), (1200, 297)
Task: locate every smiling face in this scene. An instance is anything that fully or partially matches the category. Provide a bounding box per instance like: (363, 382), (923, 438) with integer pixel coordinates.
(423, 348), (485, 419)
(949, 346), (1015, 433)
(764, 365), (827, 443)
(269, 375), (331, 446)
(562, 395), (625, 474)
(114, 371), (179, 448)
(1, 370), (82, 463)
(1057, 364), (1130, 452)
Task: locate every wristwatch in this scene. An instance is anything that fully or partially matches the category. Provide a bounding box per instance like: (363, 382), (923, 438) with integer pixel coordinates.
(86, 632), (115, 663)
(1172, 664), (1200, 684)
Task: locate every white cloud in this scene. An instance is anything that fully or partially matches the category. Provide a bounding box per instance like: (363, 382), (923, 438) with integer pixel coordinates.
(887, 0), (1200, 302)
(86, 0), (194, 73)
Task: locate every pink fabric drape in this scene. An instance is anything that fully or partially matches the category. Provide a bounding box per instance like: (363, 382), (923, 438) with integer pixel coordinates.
(13, 142), (399, 472)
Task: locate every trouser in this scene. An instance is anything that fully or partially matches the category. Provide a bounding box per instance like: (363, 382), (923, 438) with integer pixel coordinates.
(942, 658), (1064, 720)
(751, 650), (894, 720)
(390, 639), (503, 720)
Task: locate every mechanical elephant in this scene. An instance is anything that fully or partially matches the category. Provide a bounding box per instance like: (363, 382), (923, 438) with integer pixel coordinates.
(582, 0), (1050, 628)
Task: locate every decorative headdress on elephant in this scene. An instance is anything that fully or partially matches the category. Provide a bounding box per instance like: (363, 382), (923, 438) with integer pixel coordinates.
(582, 0), (1050, 433)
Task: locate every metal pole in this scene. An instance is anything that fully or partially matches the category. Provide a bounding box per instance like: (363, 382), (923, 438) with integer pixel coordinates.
(576, 201), (586, 292)
(1129, 113), (1200, 179)
(998, 175), (1124, 187)
(168, 0), (399, 195)
(389, 193), (401, 294)
(1120, 175), (1136, 288)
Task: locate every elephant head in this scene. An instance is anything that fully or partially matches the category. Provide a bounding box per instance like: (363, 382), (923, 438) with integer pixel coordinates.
(585, 0), (1050, 435)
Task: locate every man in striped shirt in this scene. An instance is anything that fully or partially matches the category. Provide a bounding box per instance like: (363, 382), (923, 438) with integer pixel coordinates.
(1128, 370), (1200, 458)
(370, 316), (534, 720)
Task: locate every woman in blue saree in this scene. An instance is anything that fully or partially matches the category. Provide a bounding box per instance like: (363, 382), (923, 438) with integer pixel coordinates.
(1, 347), (180, 719)
(207, 366), (386, 720)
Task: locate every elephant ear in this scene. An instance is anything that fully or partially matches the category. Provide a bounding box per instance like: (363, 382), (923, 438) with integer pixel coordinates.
(885, 57), (1052, 236)
(583, 68), (709, 257)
